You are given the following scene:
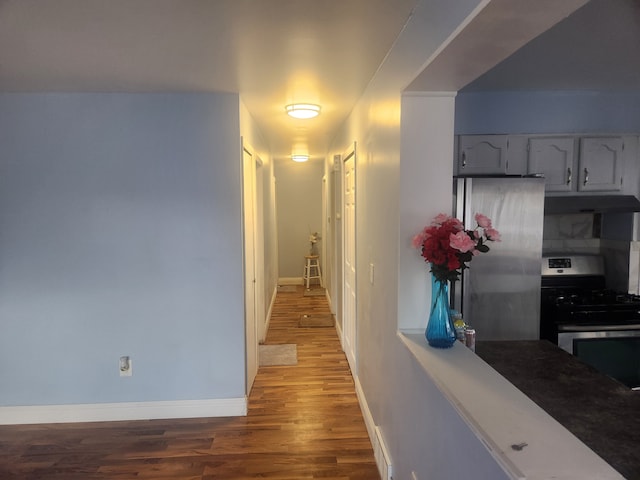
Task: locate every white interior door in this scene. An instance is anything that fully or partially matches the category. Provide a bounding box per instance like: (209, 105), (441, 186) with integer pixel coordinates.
(242, 144), (258, 393)
(343, 147), (357, 373)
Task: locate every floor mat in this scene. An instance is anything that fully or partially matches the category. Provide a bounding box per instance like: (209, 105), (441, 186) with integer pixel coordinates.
(277, 285), (297, 293)
(303, 288), (326, 297)
(259, 344), (298, 366)
(299, 314), (334, 327)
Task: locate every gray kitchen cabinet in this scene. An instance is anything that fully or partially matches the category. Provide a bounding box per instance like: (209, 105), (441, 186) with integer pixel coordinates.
(527, 135), (625, 193)
(578, 137), (623, 192)
(527, 137), (575, 192)
(457, 135), (508, 175)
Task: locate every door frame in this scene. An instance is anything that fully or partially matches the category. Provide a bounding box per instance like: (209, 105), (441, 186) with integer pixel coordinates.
(341, 143), (357, 374)
(241, 140), (265, 394)
(254, 156), (266, 343)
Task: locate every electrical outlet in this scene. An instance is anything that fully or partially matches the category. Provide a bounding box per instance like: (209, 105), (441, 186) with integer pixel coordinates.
(119, 356), (132, 377)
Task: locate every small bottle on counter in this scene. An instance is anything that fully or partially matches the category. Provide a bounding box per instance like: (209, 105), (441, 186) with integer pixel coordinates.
(464, 328), (476, 352)
(451, 311), (466, 343)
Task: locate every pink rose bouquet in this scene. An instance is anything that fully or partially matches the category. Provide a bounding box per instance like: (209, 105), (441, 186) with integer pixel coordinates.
(412, 212), (500, 283)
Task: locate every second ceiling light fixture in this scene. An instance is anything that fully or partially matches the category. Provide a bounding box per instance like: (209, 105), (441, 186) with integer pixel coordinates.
(286, 103), (321, 119)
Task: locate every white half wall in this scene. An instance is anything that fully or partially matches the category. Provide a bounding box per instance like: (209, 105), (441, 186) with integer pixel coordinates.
(398, 92), (457, 331)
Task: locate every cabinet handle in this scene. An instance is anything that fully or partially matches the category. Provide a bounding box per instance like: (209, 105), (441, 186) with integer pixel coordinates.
(566, 167), (572, 185)
(584, 168), (589, 186)
(461, 152), (466, 168)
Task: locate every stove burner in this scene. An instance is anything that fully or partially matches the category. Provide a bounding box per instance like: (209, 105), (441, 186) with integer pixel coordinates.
(541, 282), (640, 339)
(544, 288), (640, 307)
(617, 293), (640, 303)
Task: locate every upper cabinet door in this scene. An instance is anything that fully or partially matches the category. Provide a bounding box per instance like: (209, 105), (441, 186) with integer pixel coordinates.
(458, 135), (508, 175)
(527, 137), (575, 192)
(578, 137), (624, 192)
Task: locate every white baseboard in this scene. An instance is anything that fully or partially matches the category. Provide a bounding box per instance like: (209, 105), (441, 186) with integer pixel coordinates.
(355, 376), (376, 445)
(355, 377), (393, 480)
(335, 318), (344, 350)
(0, 397), (247, 425)
(278, 277), (303, 285)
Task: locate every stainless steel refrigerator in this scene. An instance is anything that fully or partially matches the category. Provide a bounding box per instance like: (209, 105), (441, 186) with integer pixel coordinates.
(452, 176), (545, 341)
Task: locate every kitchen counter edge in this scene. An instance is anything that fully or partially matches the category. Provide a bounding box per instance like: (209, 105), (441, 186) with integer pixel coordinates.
(398, 331), (623, 480)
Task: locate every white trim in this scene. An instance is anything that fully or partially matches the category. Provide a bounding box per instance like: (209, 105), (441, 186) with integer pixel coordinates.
(402, 91), (457, 98)
(264, 284), (278, 342)
(355, 376), (393, 480)
(354, 375), (376, 445)
(0, 397), (247, 425)
(334, 312), (344, 350)
(278, 277), (303, 285)
(324, 289), (332, 309)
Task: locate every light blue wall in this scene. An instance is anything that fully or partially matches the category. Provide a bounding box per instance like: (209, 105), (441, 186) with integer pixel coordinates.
(0, 93), (246, 406)
(455, 91), (640, 134)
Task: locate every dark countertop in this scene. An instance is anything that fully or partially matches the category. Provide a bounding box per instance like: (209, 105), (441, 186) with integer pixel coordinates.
(476, 340), (640, 480)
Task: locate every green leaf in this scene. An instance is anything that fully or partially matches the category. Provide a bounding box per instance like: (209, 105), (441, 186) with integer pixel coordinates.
(458, 252), (473, 263)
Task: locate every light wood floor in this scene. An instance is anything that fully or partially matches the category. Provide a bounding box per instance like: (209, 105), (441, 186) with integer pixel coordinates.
(0, 285), (379, 479)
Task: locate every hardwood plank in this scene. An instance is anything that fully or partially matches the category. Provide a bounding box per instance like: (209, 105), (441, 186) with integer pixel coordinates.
(0, 285), (379, 479)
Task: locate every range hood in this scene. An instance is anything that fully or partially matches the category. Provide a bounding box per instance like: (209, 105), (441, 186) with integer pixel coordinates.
(545, 195), (640, 214)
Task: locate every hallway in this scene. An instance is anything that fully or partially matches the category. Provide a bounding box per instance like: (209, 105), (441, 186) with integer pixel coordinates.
(0, 286), (379, 479)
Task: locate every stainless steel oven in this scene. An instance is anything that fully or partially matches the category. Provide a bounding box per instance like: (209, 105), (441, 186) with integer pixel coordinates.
(558, 327), (640, 353)
(541, 254), (640, 390)
(558, 329), (640, 390)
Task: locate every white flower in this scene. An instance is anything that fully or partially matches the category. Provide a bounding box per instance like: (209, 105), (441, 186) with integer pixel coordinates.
(309, 232), (320, 244)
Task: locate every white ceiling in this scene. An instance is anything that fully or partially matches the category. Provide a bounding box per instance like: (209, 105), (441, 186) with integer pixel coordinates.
(0, 0), (637, 161)
(0, 0), (417, 161)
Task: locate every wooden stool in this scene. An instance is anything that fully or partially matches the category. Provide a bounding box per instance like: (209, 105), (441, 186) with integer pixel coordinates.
(303, 255), (323, 289)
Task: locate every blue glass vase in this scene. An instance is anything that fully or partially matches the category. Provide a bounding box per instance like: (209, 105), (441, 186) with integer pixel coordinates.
(426, 275), (456, 348)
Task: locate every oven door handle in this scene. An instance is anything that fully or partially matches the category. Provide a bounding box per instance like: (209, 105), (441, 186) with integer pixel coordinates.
(559, 324), (640, 332)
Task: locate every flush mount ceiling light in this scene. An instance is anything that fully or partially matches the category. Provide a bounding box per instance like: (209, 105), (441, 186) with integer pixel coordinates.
(286, 103), (321, 119)
(291, 154), (309, 162)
